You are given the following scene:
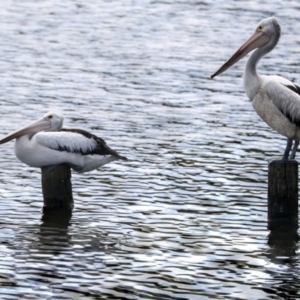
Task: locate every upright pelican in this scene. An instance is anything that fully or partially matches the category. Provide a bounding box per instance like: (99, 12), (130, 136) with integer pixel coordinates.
(211, 17), (300, 160)
(0, 112), (127, 173)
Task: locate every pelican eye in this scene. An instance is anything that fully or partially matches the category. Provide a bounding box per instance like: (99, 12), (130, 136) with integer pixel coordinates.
(48, 115), (53, 119)
(257, 25), (263, 31)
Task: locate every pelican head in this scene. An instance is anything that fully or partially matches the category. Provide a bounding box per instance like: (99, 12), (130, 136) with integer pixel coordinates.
(43, 112), (64, 131)
(0, 111), (64, 145)
(211, 17), (280, 78)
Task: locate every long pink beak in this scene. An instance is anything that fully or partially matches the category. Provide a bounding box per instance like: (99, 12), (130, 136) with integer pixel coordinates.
(0, 117), (51, 144)
(211, 30), (270, 78)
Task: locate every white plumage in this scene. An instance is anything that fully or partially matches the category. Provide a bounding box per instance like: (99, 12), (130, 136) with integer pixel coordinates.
(0, 112), (127, 173)
(211, 17), (300, 160)
(36, 132), (97, 154)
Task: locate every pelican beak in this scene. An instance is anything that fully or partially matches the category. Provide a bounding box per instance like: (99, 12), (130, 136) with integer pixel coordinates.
(211, 30), (270, 78)
(0, 117), (51, 144)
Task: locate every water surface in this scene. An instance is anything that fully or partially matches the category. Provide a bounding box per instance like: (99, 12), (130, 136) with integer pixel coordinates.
(0, 0), (300, 299)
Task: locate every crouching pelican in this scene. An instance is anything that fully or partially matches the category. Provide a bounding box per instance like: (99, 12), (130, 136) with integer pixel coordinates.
(0, 112), (127, 173)
(211, 17), (300, 160)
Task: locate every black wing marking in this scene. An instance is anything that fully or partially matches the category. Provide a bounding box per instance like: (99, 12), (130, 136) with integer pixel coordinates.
(59, 128), (127, 159)
(280, 84), (300, 127)
(283, 83), (300, 96)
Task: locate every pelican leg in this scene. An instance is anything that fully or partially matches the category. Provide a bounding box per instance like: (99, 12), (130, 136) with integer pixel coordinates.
(282, 138), (293, 161)
(290, 140), (299, 160)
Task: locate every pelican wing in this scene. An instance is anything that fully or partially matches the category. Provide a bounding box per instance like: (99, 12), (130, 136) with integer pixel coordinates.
(35, 129), (126, 159)
(265, 79), (300, 127)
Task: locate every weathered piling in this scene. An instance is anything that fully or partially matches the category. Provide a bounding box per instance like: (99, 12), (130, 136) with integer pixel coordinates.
(267, 224), (299, 263)
(41, 207), (72, 228)
(41, 164), (73, 210)
(268, 160), (298, 230)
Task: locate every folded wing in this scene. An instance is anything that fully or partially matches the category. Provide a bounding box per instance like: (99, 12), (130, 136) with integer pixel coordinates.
(35, 128), (126, 159)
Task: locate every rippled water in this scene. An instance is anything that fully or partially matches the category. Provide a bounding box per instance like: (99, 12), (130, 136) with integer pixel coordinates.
(0, 0), (300, 299)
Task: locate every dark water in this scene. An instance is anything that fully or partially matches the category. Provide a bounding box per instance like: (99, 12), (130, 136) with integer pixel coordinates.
(0, 0), (300, 299)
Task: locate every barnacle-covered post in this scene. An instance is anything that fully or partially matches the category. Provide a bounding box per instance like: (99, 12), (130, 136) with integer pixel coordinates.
(268, 160), (298, 231)
(41, 164), (73, 210)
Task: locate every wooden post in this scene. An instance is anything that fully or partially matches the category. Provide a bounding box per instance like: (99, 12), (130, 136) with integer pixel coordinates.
(267, 225), (299, 262)
(268, 160), (298, 230)
(41, 207), (72, 228)
(41, 164), (73, 210)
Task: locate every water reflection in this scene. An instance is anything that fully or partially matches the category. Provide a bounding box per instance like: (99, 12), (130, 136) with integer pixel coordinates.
(265, 219), (300, 299)
(267, 220), (299, 264)
(39, 208), (72, 254)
